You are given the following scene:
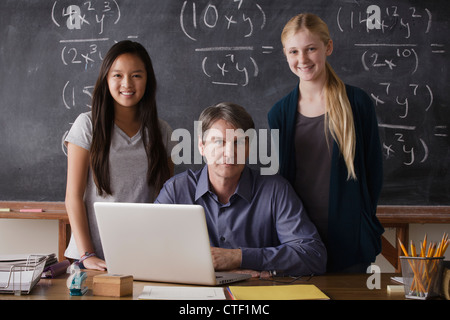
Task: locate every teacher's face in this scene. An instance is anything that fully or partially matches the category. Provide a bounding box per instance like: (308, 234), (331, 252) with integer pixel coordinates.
(198, 119), (249, 182)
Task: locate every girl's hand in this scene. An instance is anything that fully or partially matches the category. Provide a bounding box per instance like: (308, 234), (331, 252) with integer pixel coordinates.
(82, 256), (107, 271)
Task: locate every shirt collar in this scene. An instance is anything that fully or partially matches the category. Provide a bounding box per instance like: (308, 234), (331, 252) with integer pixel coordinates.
(194, 165), (253, 203)
(234, 166), (253, 203)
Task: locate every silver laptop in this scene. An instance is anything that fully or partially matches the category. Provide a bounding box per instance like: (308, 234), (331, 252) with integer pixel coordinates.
(94, 202), (251, 286)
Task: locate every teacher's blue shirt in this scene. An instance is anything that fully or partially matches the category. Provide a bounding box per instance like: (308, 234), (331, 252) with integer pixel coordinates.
(155, 165), (327, 276)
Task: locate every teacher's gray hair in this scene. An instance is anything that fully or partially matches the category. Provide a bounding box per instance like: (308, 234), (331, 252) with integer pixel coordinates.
(197, 102), (255, 141)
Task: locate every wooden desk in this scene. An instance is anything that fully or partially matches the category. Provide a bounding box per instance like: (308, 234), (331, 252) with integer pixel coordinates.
(0, 271), (406, 300)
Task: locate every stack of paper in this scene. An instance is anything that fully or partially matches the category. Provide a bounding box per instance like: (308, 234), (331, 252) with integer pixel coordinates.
(139, 286), (226, 300)
(0, 254), (54, 267)
(0, 254), (49, 293)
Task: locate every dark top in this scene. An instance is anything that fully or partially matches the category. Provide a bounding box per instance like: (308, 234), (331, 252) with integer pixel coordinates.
(294, 113), (332, 244)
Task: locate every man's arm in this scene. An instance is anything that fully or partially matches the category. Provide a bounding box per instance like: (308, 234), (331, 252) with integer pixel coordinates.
(240, 181), (327, 277)
(210, 247), (241, 270)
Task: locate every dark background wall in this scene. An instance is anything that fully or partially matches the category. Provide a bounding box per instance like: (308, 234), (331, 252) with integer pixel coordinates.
(0, 0), (449, 205)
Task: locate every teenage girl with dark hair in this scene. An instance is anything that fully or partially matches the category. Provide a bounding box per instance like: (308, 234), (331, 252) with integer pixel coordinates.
(64, 41), (174, 270)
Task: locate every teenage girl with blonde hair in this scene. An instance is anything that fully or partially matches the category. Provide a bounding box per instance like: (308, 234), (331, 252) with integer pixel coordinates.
(268, 13), (384, 272)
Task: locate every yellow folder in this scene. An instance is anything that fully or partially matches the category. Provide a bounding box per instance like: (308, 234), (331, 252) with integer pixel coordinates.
(228, 284), (330, 300)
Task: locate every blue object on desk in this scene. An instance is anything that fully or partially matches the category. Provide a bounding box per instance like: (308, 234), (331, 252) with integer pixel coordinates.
(68, 271), (88, 296)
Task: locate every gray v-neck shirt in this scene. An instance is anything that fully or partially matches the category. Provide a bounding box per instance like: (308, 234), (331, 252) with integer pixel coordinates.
(294, 112), (332, 243)
(64, 111), (174, 259)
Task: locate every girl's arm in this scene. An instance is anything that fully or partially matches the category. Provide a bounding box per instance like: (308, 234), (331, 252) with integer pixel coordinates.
(65, 142), (106, 270)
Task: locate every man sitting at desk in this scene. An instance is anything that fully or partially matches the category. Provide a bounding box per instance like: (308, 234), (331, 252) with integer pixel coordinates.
(155, 102), (326, 277)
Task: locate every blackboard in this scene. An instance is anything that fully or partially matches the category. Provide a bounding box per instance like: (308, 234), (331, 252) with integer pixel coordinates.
(0, 0), (449, 205)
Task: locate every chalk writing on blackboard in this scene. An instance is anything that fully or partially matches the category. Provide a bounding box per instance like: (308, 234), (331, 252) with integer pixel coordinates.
(180, 0), (273, 86)
(335, 4), (447, 168)
(370, 83), (433, 116)
(51, 0), (121, 32)
(355, 44), (418, 74)
(52, 1), (136, 155)
(336, 5), (432, 36)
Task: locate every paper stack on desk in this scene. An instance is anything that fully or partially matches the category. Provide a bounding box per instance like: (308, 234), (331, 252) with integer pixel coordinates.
(0, 253), (55, 266)
(0, 254), (50, 293)
(139, 286), (226, 300)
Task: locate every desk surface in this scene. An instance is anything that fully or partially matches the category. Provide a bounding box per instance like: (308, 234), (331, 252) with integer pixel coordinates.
(0, 271), (406, 300)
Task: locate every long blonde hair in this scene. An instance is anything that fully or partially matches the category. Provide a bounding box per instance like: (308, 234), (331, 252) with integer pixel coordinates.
(281, 13), (357, 180)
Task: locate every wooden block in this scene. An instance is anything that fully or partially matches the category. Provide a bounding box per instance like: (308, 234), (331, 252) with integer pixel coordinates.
(387, 285), (404, 294)
(93, 274), (133, 297)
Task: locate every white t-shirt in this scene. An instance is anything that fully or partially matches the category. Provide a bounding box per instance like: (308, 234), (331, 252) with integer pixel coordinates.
(64, 111), (174, 260)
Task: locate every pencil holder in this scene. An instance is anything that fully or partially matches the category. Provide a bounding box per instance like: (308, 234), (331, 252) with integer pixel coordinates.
(400, 256), (444, 300)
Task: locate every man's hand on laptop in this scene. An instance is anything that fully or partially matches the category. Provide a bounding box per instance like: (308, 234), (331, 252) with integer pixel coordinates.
(210, 247), (241, 271)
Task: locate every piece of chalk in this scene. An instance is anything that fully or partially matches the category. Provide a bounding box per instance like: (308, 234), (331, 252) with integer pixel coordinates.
(387, 285), (404, 294)
(0, 208), (11, 212)
(20, 208), (43, 213)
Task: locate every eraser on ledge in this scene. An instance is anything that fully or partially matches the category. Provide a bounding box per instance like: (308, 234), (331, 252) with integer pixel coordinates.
(20, 208), (43, 213)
